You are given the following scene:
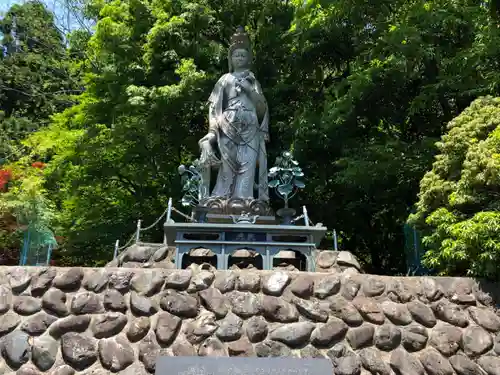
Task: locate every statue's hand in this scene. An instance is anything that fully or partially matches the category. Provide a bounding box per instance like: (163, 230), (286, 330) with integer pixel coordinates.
(238, 79), (253, 93)
(199, 132), (216, 144)
(199, 134), (217, 165)
(262, 132), (270, 142)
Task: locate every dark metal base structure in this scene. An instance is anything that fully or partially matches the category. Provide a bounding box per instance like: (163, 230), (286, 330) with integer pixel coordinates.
(164, 220), (327, 271)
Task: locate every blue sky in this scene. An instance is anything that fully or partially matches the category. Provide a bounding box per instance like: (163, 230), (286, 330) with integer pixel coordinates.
(0, 0), (85, 31)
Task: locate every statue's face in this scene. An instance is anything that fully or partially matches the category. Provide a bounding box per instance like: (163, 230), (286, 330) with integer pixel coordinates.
(231, 48), (250, 70)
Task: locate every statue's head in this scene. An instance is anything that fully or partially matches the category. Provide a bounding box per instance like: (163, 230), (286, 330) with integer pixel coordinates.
(228, 26), (252, 72)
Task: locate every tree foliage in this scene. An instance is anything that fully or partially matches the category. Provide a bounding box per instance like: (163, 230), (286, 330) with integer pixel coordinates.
(409, 96), (500, 279)
(3, 0), (500, 275)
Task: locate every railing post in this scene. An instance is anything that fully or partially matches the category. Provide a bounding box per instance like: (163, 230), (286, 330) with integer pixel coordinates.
(333, 229), (338, 250)
(135, 220), (141, 243)
(113, 240), (119, 259)
(166, 197), (172, 223)
(303, 206), (309, 226)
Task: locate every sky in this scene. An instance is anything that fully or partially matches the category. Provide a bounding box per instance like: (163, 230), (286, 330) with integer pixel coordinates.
(0, 0), (85, 32)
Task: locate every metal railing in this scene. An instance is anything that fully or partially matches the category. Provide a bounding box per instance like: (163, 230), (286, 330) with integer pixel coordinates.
(112, 200), (335, 259)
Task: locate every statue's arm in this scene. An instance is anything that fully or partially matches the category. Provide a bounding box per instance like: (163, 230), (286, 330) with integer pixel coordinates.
(248, 80), (267, 122)
(208, 105), (218, 136)
(206, 75), (227, 138)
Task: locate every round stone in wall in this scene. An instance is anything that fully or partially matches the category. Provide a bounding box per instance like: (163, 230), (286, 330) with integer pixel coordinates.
(216, 313), (243, 342)
(183, 311), (217, 345)
(188, 270), (215, 292)
(418, 348), (454, 375)
(15, 363), (41, 375)
(0, 311), (21, 336)
(227, 291), (261, 318)
(198, 288), (229, 318)
(70, 292), (104, 315)
(346, 324), (374, 350)
(245, 316), (268, 343)
(36, 273), (56, 295)
(98, 336), (135, 372)
(91, 312), (128, 339)
(263, 272), (290, 296)
(381, 300), (412, 325)
(164, 270), (192, 290)
(293, 298), (329, 322)
(314, 276), (341, 299)
(130, 291), (157, 316)
(155, 312), (181, 345)
(32, 335), (58, 371)
(374, 324), (401, 351)
(261, 295), (298, 323)
(49, 364), (75, 375)
(429, 323), (463, 357)
(334, 352), (362, 375)
(299, 345), (325, 359)
(449, 354), (486, 375)
(8, 268), (31, 294)
(108, 271), (134, 293)
(61, 332), (97, 371)
(83, 269), (108, 293)
(255, 340), (292, 357)
(13, 296), (42, 315)
(53, 268), (83, 291)
(198, 337), (228, 357)
(432, 300), (468, 328)
(1, 330), (31, 369)
(477, 356), (500, 375)
(402, 324), (428, 352)
(269, 321), (315, 347)
(362, 277), (386, 297)
(48, 315), (90, 338)
(390, 349), (425, 375)
(0, 284), (12, 313)
(236, 273), (261, 292)
(103, 289), (127, 312)
(358, 348), (392, 375)
(127, 317), (150, 342)
(337, 251), (362, 270)
(42, 288), (68, 317)
(289, 277), (313, 298)
(311, 317), (348, 347)
(213, 272), (236, 293)
(20, 312), (57, 335)
(352, 297), (384, 324)
(462, 325), (493, 356)
(160, 290), (199, 318)
(407, 300), (436, 328)
(316, 250), (338, 268)
(469, 306), (500, 332)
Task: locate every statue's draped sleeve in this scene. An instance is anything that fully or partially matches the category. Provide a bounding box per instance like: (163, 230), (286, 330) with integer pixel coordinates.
(254, 79), (269, 135)
(207, 74), (228, 136)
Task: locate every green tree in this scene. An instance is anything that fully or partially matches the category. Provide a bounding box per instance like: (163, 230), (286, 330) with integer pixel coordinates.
(409, 96), (500, 279)
(15, 0), (500, 272)
(0, 0), (82, 264)
(289, 0), (500, 273)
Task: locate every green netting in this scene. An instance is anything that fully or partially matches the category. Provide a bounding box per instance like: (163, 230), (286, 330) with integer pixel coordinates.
(19, 222), (57, 266)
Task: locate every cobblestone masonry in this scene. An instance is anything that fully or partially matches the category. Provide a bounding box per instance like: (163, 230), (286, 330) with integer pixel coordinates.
(0, 266), (500, 375)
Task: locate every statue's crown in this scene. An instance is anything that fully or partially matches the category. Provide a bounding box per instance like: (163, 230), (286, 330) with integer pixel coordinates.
(230, 26), (251, 51)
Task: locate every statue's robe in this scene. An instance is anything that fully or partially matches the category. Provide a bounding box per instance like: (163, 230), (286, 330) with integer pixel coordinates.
(207, 71), (269, 201)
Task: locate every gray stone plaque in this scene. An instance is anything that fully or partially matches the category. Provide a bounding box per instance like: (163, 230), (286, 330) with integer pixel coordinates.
(155, 356), (333, 375)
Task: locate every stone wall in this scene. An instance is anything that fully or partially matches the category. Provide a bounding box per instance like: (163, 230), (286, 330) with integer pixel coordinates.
(0, 266), (499, 375)
(107, 243), (363, 273)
